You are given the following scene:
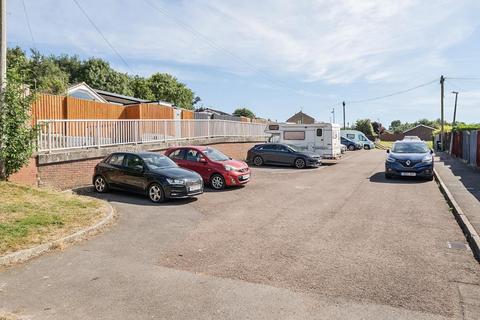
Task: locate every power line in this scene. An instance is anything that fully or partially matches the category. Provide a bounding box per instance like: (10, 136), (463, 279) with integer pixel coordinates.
(22, 0), (36, 49)
(345, 79), (438, 104)
(446, 77), (480, 81)
(72, 0), (133, 74)
(141, 0), (297, 93)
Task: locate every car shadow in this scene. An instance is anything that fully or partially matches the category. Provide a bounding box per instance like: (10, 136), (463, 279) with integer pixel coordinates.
(250, 165), (320, 171)
(203, 185), (246, 193)
(369, 172), (430, 184)
(73, 186), (198, 207)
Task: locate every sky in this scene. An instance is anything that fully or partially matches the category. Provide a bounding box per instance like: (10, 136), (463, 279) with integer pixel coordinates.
(6, 0), (480, 126)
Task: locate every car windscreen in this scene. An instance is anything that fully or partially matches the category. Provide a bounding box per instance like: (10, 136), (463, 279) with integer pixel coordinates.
(286, 144), (300, 152)
(203, 147), (229, 161)
(392, 142), (429, 153)
(142, 154), (178, 169)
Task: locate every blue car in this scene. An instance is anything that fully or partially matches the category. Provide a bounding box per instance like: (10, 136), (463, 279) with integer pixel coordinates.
(385, 140), (434, 180)
(341, 137), (363, 151)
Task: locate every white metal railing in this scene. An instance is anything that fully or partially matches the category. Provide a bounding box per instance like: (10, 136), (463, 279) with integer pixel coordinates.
(36, 119), (268, 153)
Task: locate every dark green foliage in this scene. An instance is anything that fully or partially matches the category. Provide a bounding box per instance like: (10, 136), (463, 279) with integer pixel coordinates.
(233, 108), (256, 119)
(354, 119), (374, 137)
(0, 68), (38, 180)
(7, 46), (196, 109)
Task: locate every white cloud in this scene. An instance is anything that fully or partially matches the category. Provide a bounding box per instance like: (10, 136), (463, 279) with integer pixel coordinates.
(8, 0), (480, 86)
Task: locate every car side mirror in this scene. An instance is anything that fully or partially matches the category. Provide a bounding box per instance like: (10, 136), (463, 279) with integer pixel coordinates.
(199, 157), (207, 164)
(386, 149), (390, 153)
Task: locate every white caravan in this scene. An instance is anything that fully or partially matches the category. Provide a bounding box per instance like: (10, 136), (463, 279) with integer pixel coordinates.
(265, 123), (342, 159)
(341, 130), (375, 150)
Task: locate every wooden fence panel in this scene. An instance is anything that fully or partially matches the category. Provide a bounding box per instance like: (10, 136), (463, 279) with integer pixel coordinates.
(181, 110), (194, 119)
(65, 96), (126, 119)
(138, 103), (174, 119)
(31, 94), (66, 124)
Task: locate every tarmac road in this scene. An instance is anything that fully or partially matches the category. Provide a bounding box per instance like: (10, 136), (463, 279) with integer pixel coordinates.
(1, 150), (479, 319)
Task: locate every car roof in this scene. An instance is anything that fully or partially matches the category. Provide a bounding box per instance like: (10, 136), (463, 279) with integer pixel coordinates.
(167, 146), (208, 151)
(110, 151), (164, 157)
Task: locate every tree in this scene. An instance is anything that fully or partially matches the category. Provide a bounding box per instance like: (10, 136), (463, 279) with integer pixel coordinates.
(130, 76), (155, 100)
(148, 73), (195, 110)
(371, 121), (385, 135)
(233, 108), (255, 119)
(0, 69), (37, 180)
(29, 50), (69, 94)
(390, 120), (401, 132)
(354, 119), (374, 137)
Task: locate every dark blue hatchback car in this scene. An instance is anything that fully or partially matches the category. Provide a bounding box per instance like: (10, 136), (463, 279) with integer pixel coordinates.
(385, 141), (434, 180)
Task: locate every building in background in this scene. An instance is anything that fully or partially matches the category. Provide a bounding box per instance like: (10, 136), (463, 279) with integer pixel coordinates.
(286, 111), (315, 124)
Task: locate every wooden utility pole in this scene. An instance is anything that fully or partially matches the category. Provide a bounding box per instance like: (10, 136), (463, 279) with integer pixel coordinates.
(0, 0), (6, 179)
(440, 75), (445, 151)
(452, 91), (458, 126)
(342, 101), (346, 129)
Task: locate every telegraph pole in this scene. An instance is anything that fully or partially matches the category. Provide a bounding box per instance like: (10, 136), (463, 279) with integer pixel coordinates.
(440, 75), (445, 151)
(452, 91), (458, 126)
(331, 108), (335, 123)
(342, 101), (346, 129)
(0, 0), (6, 179)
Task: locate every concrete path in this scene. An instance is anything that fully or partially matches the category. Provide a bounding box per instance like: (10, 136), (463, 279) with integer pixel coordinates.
(435, 153), (480, 250)
(1, 150), (479, 319)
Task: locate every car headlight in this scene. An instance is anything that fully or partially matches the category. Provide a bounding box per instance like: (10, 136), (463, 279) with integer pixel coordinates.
(224, 164), (238, 171)
(166, 178), (186, 185)
(386, 156), (396, 163)
(422, 155), (433, 163)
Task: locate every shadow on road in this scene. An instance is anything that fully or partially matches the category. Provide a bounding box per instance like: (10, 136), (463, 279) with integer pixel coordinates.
(73, 186), (198, 207)
(369, 172), (430, 184)
(203, 185), (246, 193)
(250, 165), (321, 171)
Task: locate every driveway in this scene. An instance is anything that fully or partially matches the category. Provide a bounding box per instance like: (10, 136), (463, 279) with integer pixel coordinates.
(1, 150), (479, 319)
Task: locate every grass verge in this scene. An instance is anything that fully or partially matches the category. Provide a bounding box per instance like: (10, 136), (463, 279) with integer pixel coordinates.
(0, 182), (106, 256)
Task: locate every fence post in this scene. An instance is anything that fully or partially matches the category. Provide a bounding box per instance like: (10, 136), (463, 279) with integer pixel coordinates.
(207, 119), (211, 138)
(96, 120), (101, 148)
(47, 121), (52, 153)
(134, 121), (138, 144)
(164, 120), (167, 142)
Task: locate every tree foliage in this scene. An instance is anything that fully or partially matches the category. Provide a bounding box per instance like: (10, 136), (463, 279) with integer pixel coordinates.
(354, 119), (374, 137)
(0, 69), (37, 180)
(233, 107), (256, 119)
(7, 47), (197, 110)
(371, 121), (386, 134)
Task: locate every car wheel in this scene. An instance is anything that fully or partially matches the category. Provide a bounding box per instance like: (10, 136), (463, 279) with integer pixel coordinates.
(348, 145), (355, 151)
(385, 173), (392, 179)
(294, 158), (306, 169)
(210, 174), (226, 190)
(148, 183), (165, 203)
(364, 145), (371, 150)
(93, 175), (108, 193)
(253, 156), (264, 166)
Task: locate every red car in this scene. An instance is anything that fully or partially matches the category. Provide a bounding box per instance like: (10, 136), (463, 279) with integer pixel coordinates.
(164, 146), (251, 190)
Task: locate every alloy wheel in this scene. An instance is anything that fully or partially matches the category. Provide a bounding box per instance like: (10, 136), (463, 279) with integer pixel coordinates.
(149, 184), (164, 203)
(253, 156), (263, 166)
(295, 158), (306, 169)
(94, 176), (107, 193)
(211, 174), (225, 190)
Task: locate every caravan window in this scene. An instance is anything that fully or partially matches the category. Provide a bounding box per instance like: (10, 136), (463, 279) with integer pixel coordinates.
(284, 131), (305, 140)
(316, 129), (323, 137)
(346, 134), (355, 140)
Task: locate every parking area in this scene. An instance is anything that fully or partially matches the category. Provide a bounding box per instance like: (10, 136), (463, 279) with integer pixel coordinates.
(1, 150), (479, 319)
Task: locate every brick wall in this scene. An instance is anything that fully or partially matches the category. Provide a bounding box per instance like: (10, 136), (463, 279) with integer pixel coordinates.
(25, 142), (259, 190)
(8, 158), (38, 186)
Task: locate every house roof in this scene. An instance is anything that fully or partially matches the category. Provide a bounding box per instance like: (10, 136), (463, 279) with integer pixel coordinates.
(197, 108), (231, 116)
(67, 82), (108, 103)
(286, 111), (315, 122)
(94, 89), (149, 105)
(403, 124), (436, 133)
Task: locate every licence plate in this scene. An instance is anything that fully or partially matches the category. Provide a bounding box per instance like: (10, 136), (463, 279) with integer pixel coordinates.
(401, 172), (416, 177)
(189, 184), (202, 191)
(242, 174), (250, 180)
